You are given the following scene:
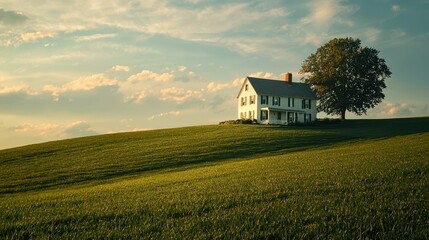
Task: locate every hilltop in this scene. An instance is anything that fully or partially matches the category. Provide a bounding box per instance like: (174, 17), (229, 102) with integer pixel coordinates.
(0, 117), (428, 238)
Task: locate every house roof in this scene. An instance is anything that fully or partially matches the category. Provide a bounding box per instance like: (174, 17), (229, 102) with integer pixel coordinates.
(241, 77), (316, 99)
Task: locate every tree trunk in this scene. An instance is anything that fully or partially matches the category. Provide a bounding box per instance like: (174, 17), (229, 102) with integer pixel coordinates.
(341, 109), (346, 121)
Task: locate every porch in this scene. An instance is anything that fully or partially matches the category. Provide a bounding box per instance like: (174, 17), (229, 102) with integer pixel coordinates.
(260, 107), (305, 125)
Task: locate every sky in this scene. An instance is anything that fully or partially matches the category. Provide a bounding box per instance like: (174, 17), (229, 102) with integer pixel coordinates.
(1, 0), (428, 149)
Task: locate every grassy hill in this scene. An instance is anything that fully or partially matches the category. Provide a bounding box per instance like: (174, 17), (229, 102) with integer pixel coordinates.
(0, 117), (428, 238)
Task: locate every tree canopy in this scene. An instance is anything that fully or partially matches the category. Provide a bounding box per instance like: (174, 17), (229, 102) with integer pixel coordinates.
(299, 37), (392, 120)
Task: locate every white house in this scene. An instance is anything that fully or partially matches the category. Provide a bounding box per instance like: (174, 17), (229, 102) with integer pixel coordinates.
(237, 73), (317, 124)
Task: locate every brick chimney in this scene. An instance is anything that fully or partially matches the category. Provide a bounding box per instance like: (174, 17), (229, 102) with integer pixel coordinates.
(285, 72), (292, 84)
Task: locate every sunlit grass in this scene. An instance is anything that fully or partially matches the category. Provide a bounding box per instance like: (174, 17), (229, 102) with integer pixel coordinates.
(0, 118), (428, 238)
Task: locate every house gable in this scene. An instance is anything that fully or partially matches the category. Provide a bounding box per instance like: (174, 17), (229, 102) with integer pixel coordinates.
(236, 78), (251, 99)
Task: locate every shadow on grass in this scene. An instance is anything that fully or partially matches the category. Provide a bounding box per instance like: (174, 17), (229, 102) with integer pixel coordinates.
(1, 117), (428, 194)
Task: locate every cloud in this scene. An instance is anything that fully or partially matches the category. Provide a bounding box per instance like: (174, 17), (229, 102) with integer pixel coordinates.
(362, 27), (381, 43)
(125, 90), (148, 104)
(0, 74), (10, 82)
(14, 121), (97, 138)
(188, 71), (197, 78)
(298, 0), (358, 46)
(207, 82), (231, 93)
(249, 72), (278, 79)
(0, 84), (38, 95)
(127, 70), (174, 83)
(21, 31), (57, 42)
(14, 123), (60, 137)
(74, 33), (116, 42)
(0, 2), (289, 54)
(63, 121), (97, 137)
(0, 9), (28, 25)
(378, 102), (414, 117)
(159, 87), (204, 103)
(232, 77), (245, 87)
(147, 111), (181, 121)
(178, 66), (187, 72)
(112, 65), (130, 72)
(391, 5), (400, 12)
(43, 74), (117, 98)
(300, 0), (356, 26)
(366, 102), (429, 118)
(231, 72), (281, 88)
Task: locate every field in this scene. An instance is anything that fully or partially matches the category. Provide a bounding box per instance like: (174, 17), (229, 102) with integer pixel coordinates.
(0, 118), (428, 239)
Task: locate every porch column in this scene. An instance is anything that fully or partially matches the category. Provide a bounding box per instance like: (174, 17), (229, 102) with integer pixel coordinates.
(267, 109), (270, 124)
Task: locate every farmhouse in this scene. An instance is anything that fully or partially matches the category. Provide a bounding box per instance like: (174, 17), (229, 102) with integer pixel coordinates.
(237, 73), (317, 124)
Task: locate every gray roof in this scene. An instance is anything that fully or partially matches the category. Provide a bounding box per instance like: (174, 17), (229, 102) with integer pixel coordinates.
(245, 77), (316, 99)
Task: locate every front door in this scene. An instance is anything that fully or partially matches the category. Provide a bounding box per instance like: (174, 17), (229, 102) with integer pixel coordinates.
(287, 112), (295, 123)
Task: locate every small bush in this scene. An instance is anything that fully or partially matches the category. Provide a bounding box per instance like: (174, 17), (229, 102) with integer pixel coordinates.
(219, 119), (257, 125)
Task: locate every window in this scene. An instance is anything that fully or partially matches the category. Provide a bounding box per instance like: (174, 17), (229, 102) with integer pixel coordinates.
(261, 95), (268, 105)
(245, 84), (248, 91)
(302, 99), (311, 109)
(273, 97), (280, 106)
(248, 111), (252, 119)
(260, 110), (268, 121)
(304, 114), (312, 123)
(288, 98), (295, 107)
(277, 112), (281, 120)
(249, 95), (256, 104)
(241, 96), (247, 106)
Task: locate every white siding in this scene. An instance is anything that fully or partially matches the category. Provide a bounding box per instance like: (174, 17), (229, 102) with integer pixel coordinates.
(237, 79), (258, 120)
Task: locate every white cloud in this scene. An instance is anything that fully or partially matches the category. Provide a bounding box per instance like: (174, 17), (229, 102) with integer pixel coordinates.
(303, 32), (329, 46)
(159, 87), (204, 103)
(0, 84), (38, 95)
(208, 72), (285, 93)
(0, 2), (290, 54)
(148, 111), (181, 120)
(366, 102), (428, 118)
(14, 123), (60, 137)
(127, 70), (174, 83)
(125, 90), (148, 104)
(112, 65), (130, 72)
(391, 5), (400, 12)
(207, 82), (231, 93)
(178, 66), (187, 72)
(21, 31), (57, 42)
(14, 120), (96, 138)
(188, 71), (197, 78)
(0, 74), (9, 82)
(231, 72), (280, 88)
(379, 102), (414, 117)
(64, 121), (97, 136)
(232, 77), (245, 87)
(300, 0), (356, 26)
(362, 27), (381, 43)
(249, 72), (277, 79)
(297, 0), (358, 47)
(43, 74), (117, 97)
(74, 33), (116, 42)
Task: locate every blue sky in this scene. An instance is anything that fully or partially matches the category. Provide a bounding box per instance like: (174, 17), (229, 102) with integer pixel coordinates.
(1, 0), (428, 149)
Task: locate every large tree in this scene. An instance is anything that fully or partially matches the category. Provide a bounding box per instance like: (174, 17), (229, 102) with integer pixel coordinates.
(299, 37), (391, 120)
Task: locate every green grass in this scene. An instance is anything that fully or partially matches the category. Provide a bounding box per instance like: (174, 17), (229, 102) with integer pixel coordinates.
(0, 117), (428, 239)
